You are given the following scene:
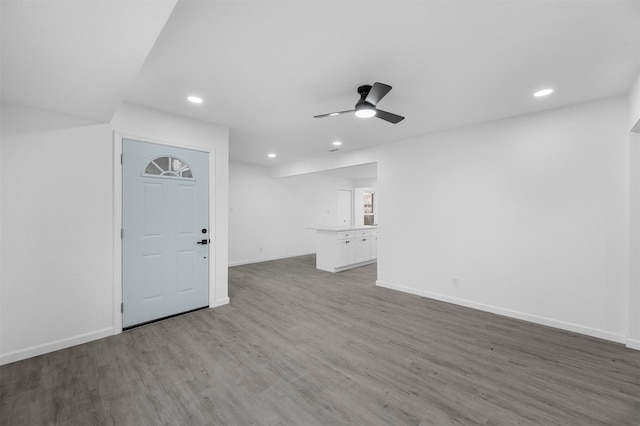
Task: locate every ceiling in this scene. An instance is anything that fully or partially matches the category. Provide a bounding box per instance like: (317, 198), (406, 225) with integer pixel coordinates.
(2, 1), (640, 167)
(0, 0), (177, 122)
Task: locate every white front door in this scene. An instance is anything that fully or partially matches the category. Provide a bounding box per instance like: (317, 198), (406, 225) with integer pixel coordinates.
(122, 139), (209, 328)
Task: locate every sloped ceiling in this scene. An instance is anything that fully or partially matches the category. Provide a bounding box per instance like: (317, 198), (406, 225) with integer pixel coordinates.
(1, 0), (177, 122)
(2, 1), (639, 167)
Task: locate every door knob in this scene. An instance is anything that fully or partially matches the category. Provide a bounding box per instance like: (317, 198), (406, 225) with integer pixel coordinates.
(197, 239), (209, 245)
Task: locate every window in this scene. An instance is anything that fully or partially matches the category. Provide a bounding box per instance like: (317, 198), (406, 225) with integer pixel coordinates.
(364, 192), (375, 225)
(144, 156), (193, 179)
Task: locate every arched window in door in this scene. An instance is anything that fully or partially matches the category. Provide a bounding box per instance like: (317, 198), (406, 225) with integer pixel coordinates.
(143, 155), (194, 179)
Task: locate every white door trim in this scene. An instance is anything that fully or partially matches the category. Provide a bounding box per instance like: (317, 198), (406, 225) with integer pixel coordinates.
(112, 132), (222, 335)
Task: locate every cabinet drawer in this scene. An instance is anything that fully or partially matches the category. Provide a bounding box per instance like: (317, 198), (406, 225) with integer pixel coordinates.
(337, 231), (354, 239)
(370, 229), (378, 236)
(356, 230), (371, 237)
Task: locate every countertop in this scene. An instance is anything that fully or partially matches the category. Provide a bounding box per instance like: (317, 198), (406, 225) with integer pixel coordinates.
(312, 225), (378, 232)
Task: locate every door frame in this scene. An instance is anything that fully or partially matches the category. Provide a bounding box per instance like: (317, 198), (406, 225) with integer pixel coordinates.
(112, 132), (219, 334)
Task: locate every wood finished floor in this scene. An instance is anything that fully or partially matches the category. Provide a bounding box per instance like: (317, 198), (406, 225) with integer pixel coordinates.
(1, 254), (639, 425)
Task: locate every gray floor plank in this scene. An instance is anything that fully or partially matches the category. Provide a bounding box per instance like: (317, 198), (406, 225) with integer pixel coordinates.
(1, 254), (639, 425)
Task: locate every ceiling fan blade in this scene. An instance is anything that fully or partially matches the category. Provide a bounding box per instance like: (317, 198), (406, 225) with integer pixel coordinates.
(375, 109), (404, 124)
(365, 82), (392, 105)
(314, 109), (354, 118)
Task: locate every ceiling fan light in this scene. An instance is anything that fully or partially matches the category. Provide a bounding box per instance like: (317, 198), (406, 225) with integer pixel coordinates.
(355, 108), (376, 118)
(533, 88), (553, 97)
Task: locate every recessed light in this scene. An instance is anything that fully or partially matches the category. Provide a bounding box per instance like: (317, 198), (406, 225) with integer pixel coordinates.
(187, 95), (204, 104)
(533, 88), (553, 98)
(268, 153), (277, 158)
(332, 141), (342, 146)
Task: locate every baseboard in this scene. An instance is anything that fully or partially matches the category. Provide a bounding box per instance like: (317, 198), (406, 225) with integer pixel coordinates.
(0, 327), (114, 366)
(211, 297), (230, 308)
(627, 338), (640, 350)
(229, 251), (315, 267)
(376, 280), (628, 345)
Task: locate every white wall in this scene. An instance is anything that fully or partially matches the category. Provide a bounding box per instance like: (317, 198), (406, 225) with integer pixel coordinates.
(1, 105), (115, 364)
(273, 149), (380, 178)
(376, 95), (629, 343)
(229, 161), (354, 266)
(111, 103), (229, 311)
(354, 178), (377, 188)
(0, 102), (230, 364)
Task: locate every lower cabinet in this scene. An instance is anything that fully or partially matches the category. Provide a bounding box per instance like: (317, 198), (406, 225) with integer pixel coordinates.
(355, 235), (371, 263)
(336, 238), (356, 267)
(316, 228), (377, 272)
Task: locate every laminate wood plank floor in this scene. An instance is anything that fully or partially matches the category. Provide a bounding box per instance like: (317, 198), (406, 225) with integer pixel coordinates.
(1, 254), (639, 425)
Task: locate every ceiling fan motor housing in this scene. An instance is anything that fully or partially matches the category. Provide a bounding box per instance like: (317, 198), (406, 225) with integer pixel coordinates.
(355, 85), (375, 111)
(357, 85), (373, 97)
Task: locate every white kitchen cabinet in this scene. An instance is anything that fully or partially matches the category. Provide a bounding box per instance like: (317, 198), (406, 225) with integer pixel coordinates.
(355, 234), (371, 263)
(336, 237), (356, 267)
(314, 226), (377, 272)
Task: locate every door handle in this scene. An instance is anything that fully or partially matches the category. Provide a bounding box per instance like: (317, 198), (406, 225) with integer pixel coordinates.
(197, 239), (209, 245)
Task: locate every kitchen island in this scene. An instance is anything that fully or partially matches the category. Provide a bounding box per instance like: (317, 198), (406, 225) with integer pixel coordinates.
(313, 225), (377, 272)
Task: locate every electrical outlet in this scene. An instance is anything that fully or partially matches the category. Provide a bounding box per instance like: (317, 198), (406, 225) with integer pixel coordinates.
(452, 278), (459, 288)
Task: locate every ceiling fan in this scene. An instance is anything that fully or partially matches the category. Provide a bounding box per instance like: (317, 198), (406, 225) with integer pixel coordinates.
(314, 82), (405, 124)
